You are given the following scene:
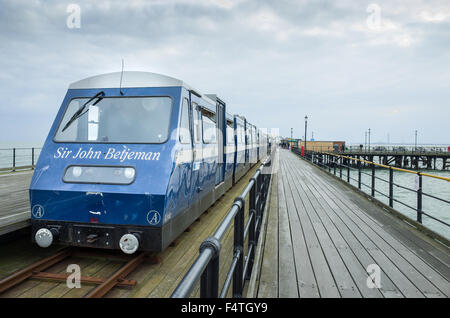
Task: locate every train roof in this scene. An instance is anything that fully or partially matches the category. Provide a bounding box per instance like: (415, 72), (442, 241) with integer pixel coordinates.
(68, 71), (216, 105)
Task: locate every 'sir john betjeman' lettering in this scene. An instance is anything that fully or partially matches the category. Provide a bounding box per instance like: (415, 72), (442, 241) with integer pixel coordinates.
(54, 147), (160, 162)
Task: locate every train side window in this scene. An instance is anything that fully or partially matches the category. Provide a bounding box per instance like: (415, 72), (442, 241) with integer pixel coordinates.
(227, 120), (234, 145)
(193, 103), (201, 143)
(202, 108), (216, 144)
(179, 98), (191, 144)
(238, 125), (244, 144)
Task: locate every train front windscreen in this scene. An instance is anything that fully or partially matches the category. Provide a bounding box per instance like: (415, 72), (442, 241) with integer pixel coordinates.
(54, 96), (173, 143)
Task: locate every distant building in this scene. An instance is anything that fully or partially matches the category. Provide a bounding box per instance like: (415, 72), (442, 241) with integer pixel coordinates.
(299, 141), (346, 152)
(280, 138), (301, 148)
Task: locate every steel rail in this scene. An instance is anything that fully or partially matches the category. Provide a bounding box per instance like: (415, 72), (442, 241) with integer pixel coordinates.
(85, 252), (146, 298)
(0, 247), (73, 294)
(0, 247), (145, 297)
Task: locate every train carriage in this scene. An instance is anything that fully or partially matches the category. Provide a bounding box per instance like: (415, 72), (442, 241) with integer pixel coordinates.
(30, 71), (267, 254)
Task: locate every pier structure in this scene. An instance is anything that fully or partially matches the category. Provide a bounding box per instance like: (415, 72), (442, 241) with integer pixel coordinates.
(255, 150), (449, 298)
(0, 171), (32, 236)
(0, 147), (449, 298)
(340, 150), (450, 170)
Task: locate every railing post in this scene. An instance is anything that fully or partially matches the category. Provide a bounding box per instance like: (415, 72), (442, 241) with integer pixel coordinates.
(347, 163), (350, 183)
(247, 180), (256, 280)
(389, 167), (393, 208)
(333, 156), (336, 175)
(233, 197), (245, 298)
(339, 157), (342, 179)
(12, 148), (16, 171)
(417, 173), (422, 224)
(358, 160), (361, 189)
(199, 238), (221, 298)
(32, 148), (35, 169)
(371, 163), (375, 197)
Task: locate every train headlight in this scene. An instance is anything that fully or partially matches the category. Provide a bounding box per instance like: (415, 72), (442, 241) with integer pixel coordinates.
(124, 168), (135, 179)
(72, 166), (82, 178)
(63, 166), (136, 185)
(119, 233), (140, 254)
(35, 228), (53, 248)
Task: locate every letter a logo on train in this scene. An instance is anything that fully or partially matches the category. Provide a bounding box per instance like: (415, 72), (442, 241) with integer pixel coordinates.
(32, 205), (45, 218)
(147, 211), (161, 225)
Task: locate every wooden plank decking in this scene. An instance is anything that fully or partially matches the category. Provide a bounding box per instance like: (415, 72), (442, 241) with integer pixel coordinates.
(0, 164), (260, 298)
(0, 171), (33, 235)
(257, 149), (450, 298)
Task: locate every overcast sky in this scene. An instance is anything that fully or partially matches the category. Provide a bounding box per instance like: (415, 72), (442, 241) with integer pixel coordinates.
(0, 0), (449, 145)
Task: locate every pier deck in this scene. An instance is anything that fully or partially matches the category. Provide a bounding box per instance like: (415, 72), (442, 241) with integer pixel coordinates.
(257, 149), (450, 298)
(0, 171), (32, 236)
(0, 164), (260, 298)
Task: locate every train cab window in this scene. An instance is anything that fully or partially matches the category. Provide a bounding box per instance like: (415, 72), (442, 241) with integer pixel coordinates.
(87, 105), (99, 141)
(55, 96), (172, 143)
(179, 98), (191, 144)
(202, 108), (216, 144)
(193, 103), (201, 143)
(226, 120), (234, 145)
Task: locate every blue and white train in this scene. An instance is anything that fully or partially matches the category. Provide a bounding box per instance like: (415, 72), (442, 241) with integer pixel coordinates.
(30, 72), (269, 254)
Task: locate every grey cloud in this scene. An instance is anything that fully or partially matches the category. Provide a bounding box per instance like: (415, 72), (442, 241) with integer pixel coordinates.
(0, 0), (449, 144)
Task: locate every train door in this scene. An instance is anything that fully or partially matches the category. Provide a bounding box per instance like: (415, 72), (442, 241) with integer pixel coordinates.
(215, 100), (226, 185)
(257, 130), (260, 162)
(179, 97), (194, 210)
(244, 119), (249, 169)
(233, 117), (238, 184)
(190, 96), (203, 214)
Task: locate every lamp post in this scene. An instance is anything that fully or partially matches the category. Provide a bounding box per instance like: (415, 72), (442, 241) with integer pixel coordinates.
(291, 127), (293, 149)
(368, 128), (371, 152)
(304, 115), (308, 153)
(365, 131), (367, 151)
(414, 130), (418, 152)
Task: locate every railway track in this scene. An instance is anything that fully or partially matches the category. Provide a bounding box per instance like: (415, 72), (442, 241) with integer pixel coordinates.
(0, 247), (157, 298)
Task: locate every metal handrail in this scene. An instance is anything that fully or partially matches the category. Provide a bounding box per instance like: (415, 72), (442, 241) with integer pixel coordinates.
(326, 152), (450, 182)
(0, 147), (42, 172)
(292, 148), (449, 230)
(171, 155), (273, 298)
(342, 150), (450, 155)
